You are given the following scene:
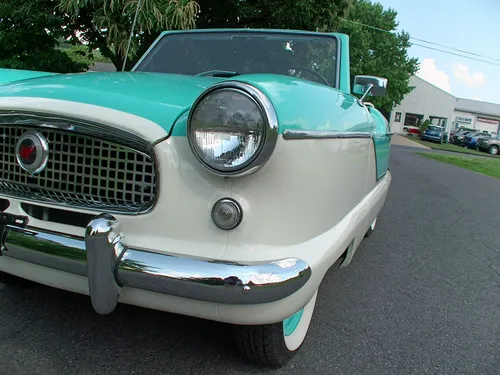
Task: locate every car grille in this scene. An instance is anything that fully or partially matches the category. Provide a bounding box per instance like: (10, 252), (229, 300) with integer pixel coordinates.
(0, 123), (158, 214)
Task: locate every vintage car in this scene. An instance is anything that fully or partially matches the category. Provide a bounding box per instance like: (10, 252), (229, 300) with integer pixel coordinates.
(421, 125), (446, 143)
(0, 29), (392, 367)
(402, 125), (421, 135)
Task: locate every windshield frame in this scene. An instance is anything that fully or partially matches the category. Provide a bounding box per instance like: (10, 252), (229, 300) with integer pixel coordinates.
(132, 29), (342, 89)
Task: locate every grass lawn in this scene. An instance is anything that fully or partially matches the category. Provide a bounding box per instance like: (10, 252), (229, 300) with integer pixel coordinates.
(418, 152), (500, 179)
(408, 136), (499, 157)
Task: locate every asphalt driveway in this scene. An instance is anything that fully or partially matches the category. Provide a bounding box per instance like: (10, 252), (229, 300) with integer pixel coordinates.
(1, 145), (499, 375)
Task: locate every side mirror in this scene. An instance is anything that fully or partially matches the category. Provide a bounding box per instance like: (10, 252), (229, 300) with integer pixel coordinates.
(353, 75), (388, 102)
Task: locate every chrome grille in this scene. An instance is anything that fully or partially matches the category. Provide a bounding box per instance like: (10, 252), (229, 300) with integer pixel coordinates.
(0, 124), (157, 214)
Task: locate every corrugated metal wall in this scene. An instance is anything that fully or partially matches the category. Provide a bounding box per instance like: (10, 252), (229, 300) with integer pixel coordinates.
(389, 75), (457, 133)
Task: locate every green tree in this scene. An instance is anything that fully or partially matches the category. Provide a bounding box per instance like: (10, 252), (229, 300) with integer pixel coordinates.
(196, 0), (354, 31)
(338, 0), (419, 113)
(0, 0), (89, 72)
(59, 0), (200, 70)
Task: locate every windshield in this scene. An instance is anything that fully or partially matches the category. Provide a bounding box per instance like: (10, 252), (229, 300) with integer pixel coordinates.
(428, 125), (442, 132)
(134, 31), (339, 87)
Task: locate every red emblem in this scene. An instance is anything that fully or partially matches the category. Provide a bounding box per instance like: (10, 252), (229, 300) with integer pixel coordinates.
(19, 142), (37, 165)
(15, 131), (49, 174)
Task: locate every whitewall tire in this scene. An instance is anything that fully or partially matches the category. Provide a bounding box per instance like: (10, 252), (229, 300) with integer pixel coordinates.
(234, 291), (318, 367)
(364, 216), (377, 237)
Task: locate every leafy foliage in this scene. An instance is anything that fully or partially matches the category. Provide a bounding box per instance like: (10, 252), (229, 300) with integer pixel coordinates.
(59, 0), (200, 69)
(420, 119), (431, 132)
(0, 0), (89, 72)
(196, 0), (354, 31)
(338, 0), (419, 112)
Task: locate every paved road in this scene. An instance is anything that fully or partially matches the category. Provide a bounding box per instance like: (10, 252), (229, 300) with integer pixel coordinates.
(1, 145), (499, 375)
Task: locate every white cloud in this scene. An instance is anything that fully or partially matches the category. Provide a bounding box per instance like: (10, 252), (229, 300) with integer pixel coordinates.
(416, 58), (452, 93)
(452, 63), (486, 87)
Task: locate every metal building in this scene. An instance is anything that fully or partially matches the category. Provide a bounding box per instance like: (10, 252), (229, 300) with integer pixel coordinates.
(388, 75), (457, 134)
(453, 98), (500, 136)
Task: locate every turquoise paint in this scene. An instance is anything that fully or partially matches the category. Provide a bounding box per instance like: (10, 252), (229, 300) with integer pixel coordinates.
(283, 308), (304, 336)
(336, 34), (351, 95)
(368, 106), (391, 179)
(170, 110), (189, 137)
(0, 70), (222, 133)
(235, 75), (372, 134)
(168, 73), (373, 137)
(0, 68), (57, 85)
(169, 74), (373, 137)
(0, 29), (369, 139)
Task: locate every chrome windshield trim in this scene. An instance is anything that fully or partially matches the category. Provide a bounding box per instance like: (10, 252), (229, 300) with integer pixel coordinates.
(282, 129), (372, 140)
(1, 213), (311, 314)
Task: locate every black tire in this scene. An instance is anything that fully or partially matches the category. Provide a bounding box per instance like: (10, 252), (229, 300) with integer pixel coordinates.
(235, 322), (297, 367)
(234, 292), (318, 367)
(403, 127), (409, 133)
(489, 145), (499, 155)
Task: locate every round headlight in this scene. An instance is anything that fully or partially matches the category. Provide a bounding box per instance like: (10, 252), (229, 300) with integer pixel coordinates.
(187, 82), (278, 176)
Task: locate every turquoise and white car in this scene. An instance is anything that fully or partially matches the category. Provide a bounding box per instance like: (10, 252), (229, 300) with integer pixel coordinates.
(0, 29), (392, 367)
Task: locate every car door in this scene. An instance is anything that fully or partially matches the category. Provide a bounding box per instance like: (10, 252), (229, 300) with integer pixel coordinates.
(368, 106), (391, 180)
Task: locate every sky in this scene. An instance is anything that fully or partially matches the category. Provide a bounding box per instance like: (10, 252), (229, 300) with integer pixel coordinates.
(375, 0), (500, 104)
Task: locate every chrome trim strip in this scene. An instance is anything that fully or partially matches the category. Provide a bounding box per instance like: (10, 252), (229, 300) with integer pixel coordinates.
(0, 111), (153, 152)
(2, 226), (87, 275)
(282, 129), (372, 140)
(187, 81), (279, 178)
(1, 214), (311, 314)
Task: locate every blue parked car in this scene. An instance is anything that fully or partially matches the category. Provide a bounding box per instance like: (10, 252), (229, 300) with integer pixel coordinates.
(421, 125), (446, 143)
(464, 131), (491, 149)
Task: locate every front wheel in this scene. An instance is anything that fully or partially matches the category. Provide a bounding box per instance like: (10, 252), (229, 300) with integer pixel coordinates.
(364, 217), (377, 238)
(234, 291), (318, 367)
(489, 145), (499, 155)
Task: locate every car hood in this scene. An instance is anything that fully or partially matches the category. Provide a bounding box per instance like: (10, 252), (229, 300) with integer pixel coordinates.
(0, 71), (224, 136)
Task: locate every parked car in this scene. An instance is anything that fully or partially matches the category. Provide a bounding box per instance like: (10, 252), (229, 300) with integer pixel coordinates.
(464, 132), (491, 149)
(402, 125), (421, 135)
(450, 128), (475, 145)
(421, 125), (446, 143)
(0, 28), (392, 367)
(477, 134), (500, 155)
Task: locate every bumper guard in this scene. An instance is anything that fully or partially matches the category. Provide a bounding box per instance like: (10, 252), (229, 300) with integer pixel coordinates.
(0, 213), (311, 314)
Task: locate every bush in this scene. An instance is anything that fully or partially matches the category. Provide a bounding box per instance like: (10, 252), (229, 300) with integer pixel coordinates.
(420, 119), (431, 133)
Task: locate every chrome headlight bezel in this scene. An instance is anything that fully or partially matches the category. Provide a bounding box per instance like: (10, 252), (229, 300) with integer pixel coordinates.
(187, 81), (278, 177)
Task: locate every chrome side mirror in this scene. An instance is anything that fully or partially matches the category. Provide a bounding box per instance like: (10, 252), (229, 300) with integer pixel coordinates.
(353, 75), (388, 102)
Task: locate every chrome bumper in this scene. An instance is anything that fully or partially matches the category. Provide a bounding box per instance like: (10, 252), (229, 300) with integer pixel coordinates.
(0, 214), (311, 314)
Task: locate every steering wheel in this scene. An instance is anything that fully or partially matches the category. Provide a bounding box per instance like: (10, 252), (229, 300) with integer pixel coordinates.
(288, 67), (331, 86)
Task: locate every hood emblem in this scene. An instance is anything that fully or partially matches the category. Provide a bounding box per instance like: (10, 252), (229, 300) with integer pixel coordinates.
(15, 130), (50, 175)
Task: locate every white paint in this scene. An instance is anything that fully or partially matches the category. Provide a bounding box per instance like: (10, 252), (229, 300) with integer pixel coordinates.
(0, 97), (168, 143)
(284, 291), (318, 351)
(0, 134), (391, 325)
